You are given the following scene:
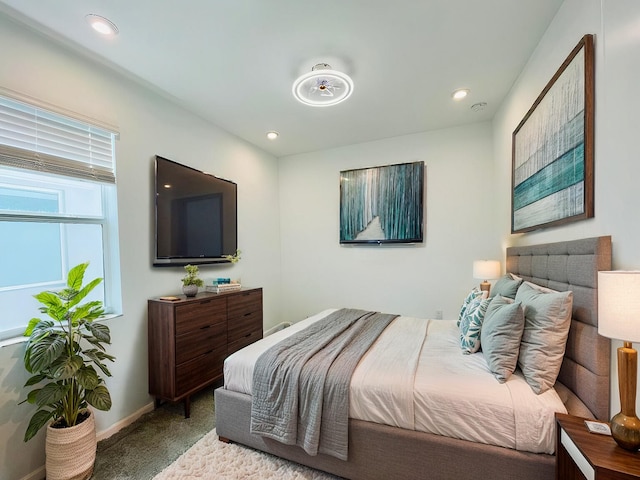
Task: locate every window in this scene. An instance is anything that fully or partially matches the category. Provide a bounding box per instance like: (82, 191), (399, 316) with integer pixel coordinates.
(0, 95), (121, 340)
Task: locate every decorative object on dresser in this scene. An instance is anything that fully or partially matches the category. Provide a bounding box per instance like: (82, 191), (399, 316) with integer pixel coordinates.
(597, 271), (640, 451)
(148, 288), (262, 418)
(556, 413), (640, 479)
(472, 260), (501, 295)
(511, 34), (595, 233)
(181, 264), (204, 297)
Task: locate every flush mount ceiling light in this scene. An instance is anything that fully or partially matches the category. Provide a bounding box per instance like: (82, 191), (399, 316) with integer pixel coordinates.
(292, 63), (354, 107)
(85, 14), (119, 35)
(266, 131), (279, 140)
(452, 88), (470, 101)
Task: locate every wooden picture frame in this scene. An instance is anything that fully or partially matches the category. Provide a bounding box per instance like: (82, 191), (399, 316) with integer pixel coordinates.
(511, 34), (594, 233)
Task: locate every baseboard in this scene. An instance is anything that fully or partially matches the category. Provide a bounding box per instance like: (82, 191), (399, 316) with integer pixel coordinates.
(96, 401), (155, 441)
(19, 466), (45, 480)
(264, 322), (291, 336)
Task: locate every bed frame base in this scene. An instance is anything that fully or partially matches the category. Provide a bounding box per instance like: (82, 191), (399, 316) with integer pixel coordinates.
(215, 388), (554, 480)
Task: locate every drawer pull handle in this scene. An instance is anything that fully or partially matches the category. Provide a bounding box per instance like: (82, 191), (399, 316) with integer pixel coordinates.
(244, 333), (251, 338)
(200, 325), (211, 330)
(244, 312), (252, 317)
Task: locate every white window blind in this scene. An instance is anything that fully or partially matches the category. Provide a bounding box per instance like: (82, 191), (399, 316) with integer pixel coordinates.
(0, 95), (115, 183)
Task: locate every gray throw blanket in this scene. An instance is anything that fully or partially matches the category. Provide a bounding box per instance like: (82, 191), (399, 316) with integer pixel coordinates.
(250, 308), (397, 460)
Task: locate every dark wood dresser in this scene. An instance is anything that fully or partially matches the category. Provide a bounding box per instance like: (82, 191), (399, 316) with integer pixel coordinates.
(148, 287), (263, 417)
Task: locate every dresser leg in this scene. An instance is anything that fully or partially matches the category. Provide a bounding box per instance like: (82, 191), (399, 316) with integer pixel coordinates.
(184, 396), (191, 418)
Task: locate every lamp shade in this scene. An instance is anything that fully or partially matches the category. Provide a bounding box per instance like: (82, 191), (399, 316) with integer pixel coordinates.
(473, 260), (501, 280)
(598, 271), (640, 343)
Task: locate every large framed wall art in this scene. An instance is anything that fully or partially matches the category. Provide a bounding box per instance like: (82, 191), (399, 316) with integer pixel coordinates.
(340, 161), (424, 244)
(511, 34), (594, 233)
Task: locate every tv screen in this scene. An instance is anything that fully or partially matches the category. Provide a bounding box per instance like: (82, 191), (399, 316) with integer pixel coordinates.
(153, 156), (237, 266)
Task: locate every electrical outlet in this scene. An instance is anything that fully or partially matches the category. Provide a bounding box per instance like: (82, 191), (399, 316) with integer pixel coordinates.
(435, 310), (443, 320)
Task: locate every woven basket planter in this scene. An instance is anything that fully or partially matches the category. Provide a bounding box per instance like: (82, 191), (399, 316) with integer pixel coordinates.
(45, 410), (96, 480)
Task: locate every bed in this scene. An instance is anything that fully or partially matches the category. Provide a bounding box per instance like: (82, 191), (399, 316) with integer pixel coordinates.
(214, 236), (612, 480)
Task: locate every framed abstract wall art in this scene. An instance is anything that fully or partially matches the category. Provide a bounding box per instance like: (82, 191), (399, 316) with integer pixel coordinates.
(511, 34), (594, 233)
(340, 161), (424, 244)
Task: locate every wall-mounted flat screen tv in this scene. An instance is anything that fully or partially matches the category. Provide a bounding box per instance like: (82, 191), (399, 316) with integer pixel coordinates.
(153, 155), (237, 266)
(340, 161), (424, 244)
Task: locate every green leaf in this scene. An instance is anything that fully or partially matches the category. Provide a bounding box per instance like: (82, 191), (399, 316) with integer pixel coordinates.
(50, 354), (83, 380)
(24, 374), (47, 387)
(33, 291), (64, 315)
(23, 318), (41, 337)
(25, 388), (41, 405)
(67, 262), (89, 290)
(35, 382), (67, 408)
(72, 301), (105, 324)
(85, 385), (112, 411)
(67, 277), (103, 310)
(76, 365), (100, 390)
(86, 322), (111, 343)
(24, 334), (66, 373)
(24, 409), (55, 442)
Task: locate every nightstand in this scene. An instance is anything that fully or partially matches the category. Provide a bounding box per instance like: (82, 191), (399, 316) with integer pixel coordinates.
(556, 413), (640, 479)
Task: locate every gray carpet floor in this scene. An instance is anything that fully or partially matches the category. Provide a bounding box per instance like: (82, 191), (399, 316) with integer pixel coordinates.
(92, 387), (216, 480)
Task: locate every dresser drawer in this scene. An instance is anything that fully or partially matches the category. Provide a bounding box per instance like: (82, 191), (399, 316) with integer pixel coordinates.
(175, 346), (226, 396)
(175, 320), (227, 365)
(227, 289), (262, 320)
(228, 310), (262, 344)
(175, 299), (226, 335)
(228, 329), (262, 356)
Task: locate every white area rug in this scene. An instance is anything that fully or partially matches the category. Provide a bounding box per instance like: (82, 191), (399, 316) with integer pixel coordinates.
(153, 429), (342, 479)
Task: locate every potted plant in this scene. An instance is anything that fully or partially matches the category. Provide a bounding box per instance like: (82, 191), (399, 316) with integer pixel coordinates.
(224, 248), (242, 264)
(20, 262), (114, 480)
(182, 264), (204, 297)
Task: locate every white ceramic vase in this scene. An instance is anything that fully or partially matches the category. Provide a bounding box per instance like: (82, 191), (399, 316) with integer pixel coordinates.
(182, 284), (198, 297)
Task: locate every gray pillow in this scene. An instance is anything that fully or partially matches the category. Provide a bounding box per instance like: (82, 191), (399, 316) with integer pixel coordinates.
(490, 275), (523, 299)
(480, 295), (525, 382)
(515, 282), (573, 394)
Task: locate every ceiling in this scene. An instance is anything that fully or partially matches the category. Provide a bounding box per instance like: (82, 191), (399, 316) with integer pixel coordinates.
(0, 1), (563, 158)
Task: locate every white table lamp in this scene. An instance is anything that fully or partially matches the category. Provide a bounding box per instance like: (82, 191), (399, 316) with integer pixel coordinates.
(598, 271), (640, 451)
(473, 260), (501, 295)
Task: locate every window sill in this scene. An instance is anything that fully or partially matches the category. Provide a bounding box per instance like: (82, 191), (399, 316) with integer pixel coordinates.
(0, 312), (122, 349)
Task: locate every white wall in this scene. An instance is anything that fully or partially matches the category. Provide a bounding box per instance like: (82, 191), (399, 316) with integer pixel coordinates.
(493, 0), (640, 415)
(0, 14), (282, 480)
(278, 122), (498, 324)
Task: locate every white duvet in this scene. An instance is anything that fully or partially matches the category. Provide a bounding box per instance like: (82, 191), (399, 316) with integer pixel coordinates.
(223, 309), (566, 454)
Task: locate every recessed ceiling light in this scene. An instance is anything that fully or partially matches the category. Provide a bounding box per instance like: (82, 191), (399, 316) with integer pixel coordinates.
(85, 14), (119, 36)
(292, 63), (354, 107)
(266, 131), (279, 140)
(452, 89), (470, 101)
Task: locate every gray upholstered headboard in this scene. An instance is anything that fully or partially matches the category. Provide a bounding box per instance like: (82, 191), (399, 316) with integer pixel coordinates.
(506, 236), (611, 421)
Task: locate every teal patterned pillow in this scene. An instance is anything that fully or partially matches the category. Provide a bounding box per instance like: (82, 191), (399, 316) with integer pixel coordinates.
(459, 296), (491, 354)
(457, 287), (485, 326)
